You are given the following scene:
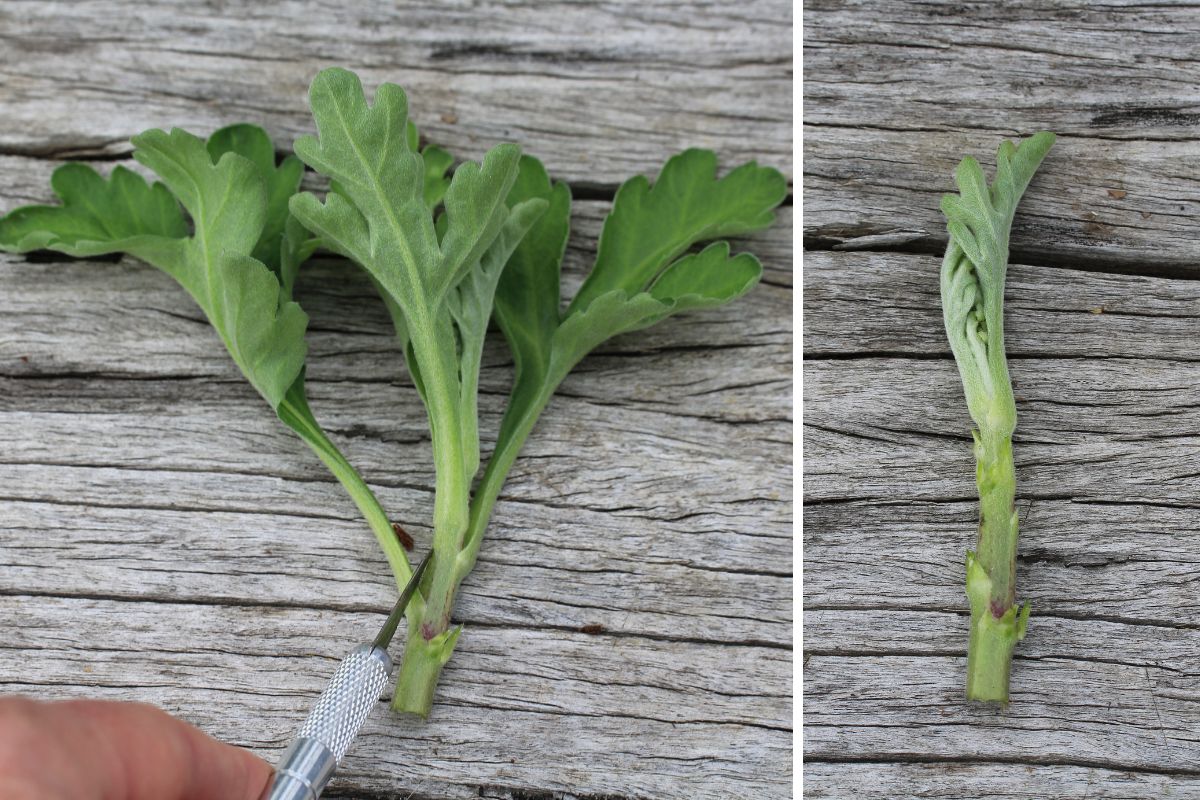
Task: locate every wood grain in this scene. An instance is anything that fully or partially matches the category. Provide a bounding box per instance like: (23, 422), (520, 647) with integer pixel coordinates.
(804, 763), (1200, 800)
(1, 595), (791, 799)
(804, 127), (1200, 271)
(6, 4), (797, 797)
(803, 1), (1200, 796)
(803, 250), (1200, 793)
(0, 70), (793, 799)
(0, 0), (794, 185)
(803, 0), (1200, 270)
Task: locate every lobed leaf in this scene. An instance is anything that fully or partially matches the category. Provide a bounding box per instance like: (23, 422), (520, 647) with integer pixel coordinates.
(492, 156), (572, 407)
(939, 131), (1055, 431)
(568, 148), (787, 316)
(491, 149), (783, 455)
(207, 123), (305, 272)
(131, 127), (308, 408)
(0, 124), (312, 411)
(0, 163), (185, 255)
(290, 68), (524, 318)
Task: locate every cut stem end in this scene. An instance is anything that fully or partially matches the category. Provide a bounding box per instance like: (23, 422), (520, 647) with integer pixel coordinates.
(390, 618), (462, 718)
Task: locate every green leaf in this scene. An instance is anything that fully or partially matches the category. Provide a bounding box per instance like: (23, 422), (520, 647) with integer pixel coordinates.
(132, 127), (308, 408)
(471, 149), (783, 566)
(279, 213), (320, 301)
(0, 115), (414, 607)
(291, 67), (517, 311)
(649, 242), (762, 308)
(0, 163), (186, 255)
(495, 150), (782, 403)
(492, 156), (572, 413)
(939, 131), (1054, 431)
(289, 67), (530, 429)
(291, 70), (551, 715)
(0, 125), (311, 411)
(446, 196), (547, 476)
(422, 145), (454, 209)
(207, 123), (305, 273)
(568, 148), (787, 316)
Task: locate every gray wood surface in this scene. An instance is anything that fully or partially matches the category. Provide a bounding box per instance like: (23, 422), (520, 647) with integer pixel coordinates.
(0, 3), (794, 799)
(804, 1), (1200, 797)
(0, 1), (793, 185)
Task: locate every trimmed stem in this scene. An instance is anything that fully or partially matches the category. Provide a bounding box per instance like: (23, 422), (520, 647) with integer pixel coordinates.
(391, 383), (555, 716)
(392, 615), (461, 715)
(460, 385), (555, 573)
(966, 587), (1029, 701)
(965, 426), (1027, 702)
(277, 388), (415, 598)
(390, 323), (472, 717)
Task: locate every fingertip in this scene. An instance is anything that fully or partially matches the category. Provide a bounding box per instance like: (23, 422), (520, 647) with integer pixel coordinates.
(173, 711), (274, 800)
(47, 698), (272, 800)
(213, 741), (274, 800)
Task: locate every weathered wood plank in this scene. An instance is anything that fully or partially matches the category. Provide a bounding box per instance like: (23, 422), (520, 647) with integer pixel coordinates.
(0, 371), (791, 520)
(804, 126), (1200, 269)
(0, 481), (790, 645)
(0, 259), (790, 643)
(804, 763), (1200, 800)
(804, 250), (1200, 359)
(0, 123), (791, 800)
(804, 251), (1200, 504)
(803, 0), (1200, 266)
(0, 153), (792, 381)
(0, 5), (793, 795)
(804, 2), (1200, 795)
(0, 0), (793, 184)
(804, 650), (1200, 774)
(804, 252), (1200, 791)
(805, 355), (1200, 504)
(0, 250), (790, 384)
(805, 608), (1200, 670)
(805, 499), (1200, 628)
(804, 608), (1200, 780)
(0, 238), (791, 650)
(0, 595), (791, 799)
(805, 0), (1200, 140)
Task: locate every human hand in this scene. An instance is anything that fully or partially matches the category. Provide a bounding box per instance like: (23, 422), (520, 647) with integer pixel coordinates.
(0, 695), (272, 800)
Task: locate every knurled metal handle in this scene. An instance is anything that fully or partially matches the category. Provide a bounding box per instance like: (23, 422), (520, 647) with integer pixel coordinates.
(298, 644), (392, 759)
(265, 644), (392, 800)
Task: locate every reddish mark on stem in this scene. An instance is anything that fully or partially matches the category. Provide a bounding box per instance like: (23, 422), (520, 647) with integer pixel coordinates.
(420, 622), (438, 640)
(391, 522), (414, 551)
(990, 600), (1009, 618)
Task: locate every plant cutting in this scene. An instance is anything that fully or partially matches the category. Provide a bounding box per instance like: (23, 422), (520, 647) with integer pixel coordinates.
(0, 122), (448, 594)
(290, 68), (788, 715)
(0, 66), (788, 719)
(939, 130), (1055, 702)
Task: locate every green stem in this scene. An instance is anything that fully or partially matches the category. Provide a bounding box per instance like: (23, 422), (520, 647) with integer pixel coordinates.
(458, 384), (555, 576)
(277, 382), (415, 600)
(965, 426), (1027, 702)
(391, 322), (472, 717)
(392, 373), (558, 716)
(393, 385), (555, 717)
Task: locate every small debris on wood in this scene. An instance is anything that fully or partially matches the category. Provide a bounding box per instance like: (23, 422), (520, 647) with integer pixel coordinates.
(18, 356), (29, 363)
(1090, 306), (1105, 314)
(1107, 189), (1127, 199)
(440, 112), (458, 124)
(391, 522), (414, 551)
(579, 623), (607, 634)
